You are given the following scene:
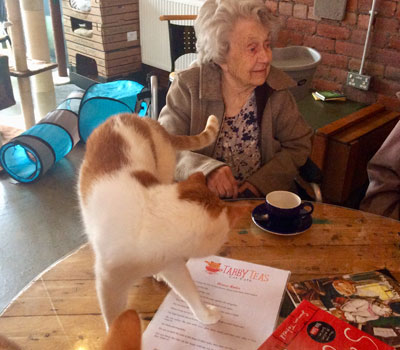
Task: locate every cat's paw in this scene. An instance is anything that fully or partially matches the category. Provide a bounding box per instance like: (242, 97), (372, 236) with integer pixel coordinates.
(195, 305), (221, 324)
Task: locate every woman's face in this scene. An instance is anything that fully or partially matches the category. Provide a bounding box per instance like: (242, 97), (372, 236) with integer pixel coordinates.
(220, 18), (272, 90)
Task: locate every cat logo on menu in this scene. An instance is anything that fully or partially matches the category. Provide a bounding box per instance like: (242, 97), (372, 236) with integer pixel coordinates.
(204, 261), (221, 274)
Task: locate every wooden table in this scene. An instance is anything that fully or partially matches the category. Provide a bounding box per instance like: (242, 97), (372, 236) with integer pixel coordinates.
(1, 201), (399, 349)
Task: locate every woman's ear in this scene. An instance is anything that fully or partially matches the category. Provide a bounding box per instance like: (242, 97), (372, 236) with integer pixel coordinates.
(219, 62), (228, 73)
(102, 310), (141, 350)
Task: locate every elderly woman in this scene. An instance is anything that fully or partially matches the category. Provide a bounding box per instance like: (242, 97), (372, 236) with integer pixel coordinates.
(158, 0), (312, 198)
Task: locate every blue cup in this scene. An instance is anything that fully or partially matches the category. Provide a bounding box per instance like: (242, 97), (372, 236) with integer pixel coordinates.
(265, 191), (314, 225)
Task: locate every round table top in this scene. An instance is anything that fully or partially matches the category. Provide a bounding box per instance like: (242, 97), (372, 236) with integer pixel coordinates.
(1, 200), (399, 349)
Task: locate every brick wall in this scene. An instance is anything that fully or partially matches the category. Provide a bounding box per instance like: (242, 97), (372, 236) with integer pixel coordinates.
(267, 0), (400, 111)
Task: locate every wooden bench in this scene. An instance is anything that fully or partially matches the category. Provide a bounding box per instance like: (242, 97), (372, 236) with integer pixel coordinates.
(310, 103), (400, 206)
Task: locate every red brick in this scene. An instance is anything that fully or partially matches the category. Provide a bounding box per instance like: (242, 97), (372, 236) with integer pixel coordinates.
(369, 47), (400, 67)
(293, 4), (308, 19)
(312, 78), (343, 92)
(350, 29), (367, 44)
(279, 2), (293, 16)
(371, 32), (389, 49)
(358, 0), (396, 15)
(317, 23), (350, 40)
(304, 35), (335, 52)
(351, 30), (387, 49)
(335, 41), (364, 58)
(276, 29), (304, 47)
(377, 94), (400, 112)
(389, 36), (400, 50)
(321, 52), (348, 69)
(266, 1), (278, 13)
(295, 0), (314, 5)
(314, 64), (331, 80)
(287, 18), (317, 34)
(307, 7), (319, 20)
(358, 14), (370, 29)
(343, 86), (377, 105)
(371, 77), (400, 95)
(348, 58), (359, 72)
(330, 68), (349, 84)
(375, 17), (399, 33)
(385, 66), (400, 81)
(348, 58), (385, 76)
(380, 1), (397, 17)
(278, 15), (287, 28)
(346, 0), (358, 12)
(343, 12), (357, 25)
(358, 0), (375, 13)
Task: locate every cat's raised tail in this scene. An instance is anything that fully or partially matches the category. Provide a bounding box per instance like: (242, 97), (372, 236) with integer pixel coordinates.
(170, 114), (219, 151)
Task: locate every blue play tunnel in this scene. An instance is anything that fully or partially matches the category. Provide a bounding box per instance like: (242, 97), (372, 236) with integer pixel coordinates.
(0, 93), (81, 183)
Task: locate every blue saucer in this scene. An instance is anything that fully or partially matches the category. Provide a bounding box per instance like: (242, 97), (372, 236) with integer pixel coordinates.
(251, 203), (312, 236)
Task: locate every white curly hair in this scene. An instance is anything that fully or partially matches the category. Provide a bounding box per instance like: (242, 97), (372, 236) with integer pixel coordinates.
(194, 0), (278, 65)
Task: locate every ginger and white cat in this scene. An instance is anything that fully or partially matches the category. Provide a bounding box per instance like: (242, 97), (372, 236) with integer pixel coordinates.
(78, 113), (245, 330)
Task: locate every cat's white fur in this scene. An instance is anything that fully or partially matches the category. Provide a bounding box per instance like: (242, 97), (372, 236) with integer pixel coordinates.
(78, 113), (245, 330)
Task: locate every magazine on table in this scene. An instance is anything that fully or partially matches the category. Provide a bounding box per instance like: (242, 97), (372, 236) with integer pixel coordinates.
(258, 299), (394, 349)
(142, 255), (290, 350)
(285, 269), (400, 348)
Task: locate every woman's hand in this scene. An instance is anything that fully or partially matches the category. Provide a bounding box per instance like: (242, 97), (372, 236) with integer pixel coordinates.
(238, 182), (261, 198)
(206, 166), (238, 198)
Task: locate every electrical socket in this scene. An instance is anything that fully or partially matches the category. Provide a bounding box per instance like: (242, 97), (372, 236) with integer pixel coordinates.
(347, 72), (371, 91)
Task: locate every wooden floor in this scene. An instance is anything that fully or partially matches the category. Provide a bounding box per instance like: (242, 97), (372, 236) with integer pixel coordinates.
(1, 200), (400, 349)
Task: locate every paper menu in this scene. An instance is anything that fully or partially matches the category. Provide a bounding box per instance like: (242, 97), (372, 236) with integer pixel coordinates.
(142, 255), (290, 350)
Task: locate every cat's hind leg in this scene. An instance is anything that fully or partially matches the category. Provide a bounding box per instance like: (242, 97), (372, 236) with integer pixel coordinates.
(95, 263), (135, 331)
(158, 259), (221, 324)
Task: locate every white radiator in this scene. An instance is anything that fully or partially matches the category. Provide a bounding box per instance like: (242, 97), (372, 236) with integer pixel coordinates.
(139, 0), (204, 71)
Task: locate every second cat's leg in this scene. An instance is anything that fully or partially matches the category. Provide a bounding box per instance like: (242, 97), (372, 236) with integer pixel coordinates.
(159, 260), (221, 324)
(95, 263), (134, 331)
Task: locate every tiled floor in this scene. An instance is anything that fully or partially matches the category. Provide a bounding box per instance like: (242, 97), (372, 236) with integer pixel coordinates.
(0, 74), (86, 313)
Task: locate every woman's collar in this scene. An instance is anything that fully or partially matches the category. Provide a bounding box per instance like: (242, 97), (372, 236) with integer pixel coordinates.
(200, 62), (223, 101)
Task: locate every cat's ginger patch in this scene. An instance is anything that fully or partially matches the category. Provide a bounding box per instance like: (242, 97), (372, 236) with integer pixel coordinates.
(177, 172), (225, 218)
(79, 119), (129, 205)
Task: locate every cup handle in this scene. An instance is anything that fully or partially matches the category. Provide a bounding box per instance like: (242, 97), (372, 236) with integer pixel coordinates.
(300, 202), (314, 216)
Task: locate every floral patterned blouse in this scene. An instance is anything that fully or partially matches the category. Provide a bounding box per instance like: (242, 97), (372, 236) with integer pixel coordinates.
(213, 92), (261, 183)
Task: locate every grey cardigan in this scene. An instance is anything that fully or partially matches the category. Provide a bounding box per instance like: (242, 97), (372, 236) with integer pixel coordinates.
(158, 62), (313, 195)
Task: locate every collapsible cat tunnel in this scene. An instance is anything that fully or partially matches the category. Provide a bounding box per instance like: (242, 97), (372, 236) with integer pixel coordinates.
(0, 92), (82, 183)
(0, 80), (150, 183)
(78, 80), (145, 142)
